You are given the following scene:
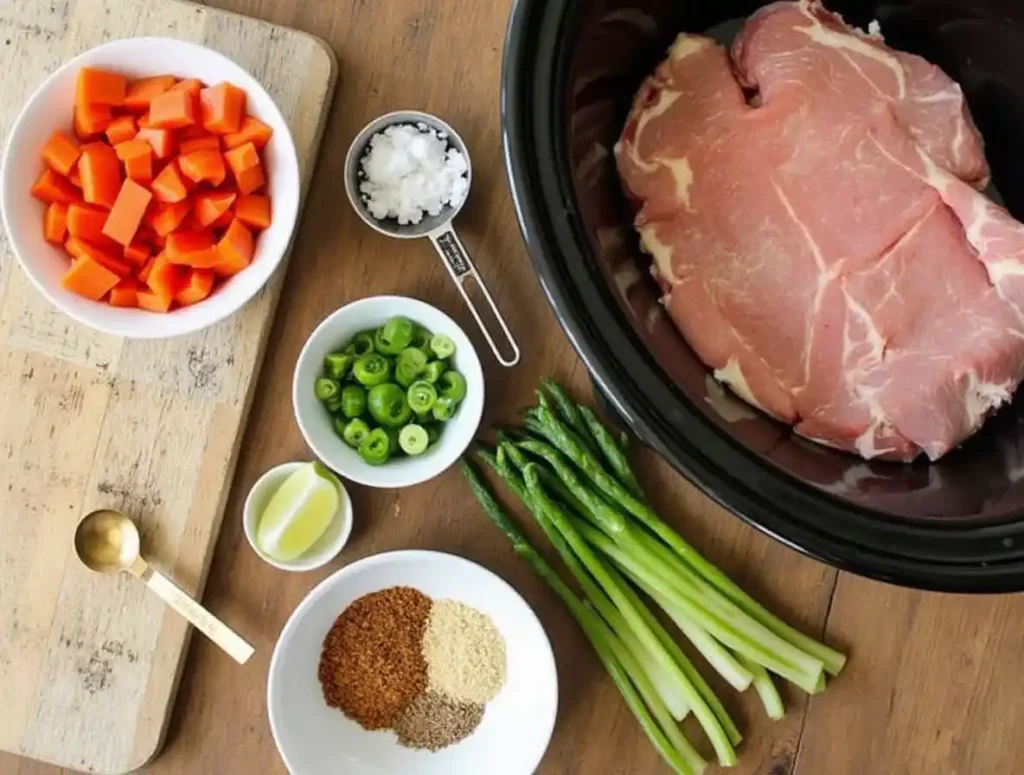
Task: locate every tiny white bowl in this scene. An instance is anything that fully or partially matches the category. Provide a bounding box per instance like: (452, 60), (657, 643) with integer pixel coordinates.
(268, 550), (558, 775)
(0, 37), (300, 338)
(293, 296), (485, 488)
(243, 461), (353, 572)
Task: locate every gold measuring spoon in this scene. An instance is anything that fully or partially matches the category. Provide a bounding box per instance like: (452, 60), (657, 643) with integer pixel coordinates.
(73, 509), (254, 664)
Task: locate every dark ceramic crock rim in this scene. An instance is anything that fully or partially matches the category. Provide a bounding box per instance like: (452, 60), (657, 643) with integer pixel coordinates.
(500, 0), (1024, 592)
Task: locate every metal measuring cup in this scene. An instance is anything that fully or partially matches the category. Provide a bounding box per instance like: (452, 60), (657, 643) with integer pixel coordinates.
(344, 110), (521, 367)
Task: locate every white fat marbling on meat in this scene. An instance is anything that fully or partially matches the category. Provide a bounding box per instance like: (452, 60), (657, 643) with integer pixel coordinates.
(714, 357), (764, 411)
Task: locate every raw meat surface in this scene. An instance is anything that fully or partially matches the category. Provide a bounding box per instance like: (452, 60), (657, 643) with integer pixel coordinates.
(616, 0), (1024, 460)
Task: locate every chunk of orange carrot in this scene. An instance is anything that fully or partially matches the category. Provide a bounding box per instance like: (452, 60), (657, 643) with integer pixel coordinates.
(102, 179), (152, 246)
(76, 68), (127, 106)
(151, 160), (189, 203)
(234, 194), (271, 230)
(213, 218), (254, 276)
(200, 83), (246, 134)
(148, 89), (197, 130)
(43, 203), (69, 244)
(31, 168), (80, 204)
(124, 75), (176, 112)
(61, 255), (120, 300)
(78, 143), (122, 209)
(178, 149), (226, 186)
(41, 131), (81, 176)
(174, 268), (215, 306)
(223, 116), (273, 150)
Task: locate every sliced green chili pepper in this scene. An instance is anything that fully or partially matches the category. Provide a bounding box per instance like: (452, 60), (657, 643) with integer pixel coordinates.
(410, 325), (433, 355)
(323, 353), (353, 381)
(432, 395), (457, 421)
(368, 382), (412, 428)
(407, 380), (438, 414)
(314, 377), (340, 402)
(332, 415), (348, 438)
(358, 428), (391, 465)
(386, 428), (402, 455)
(324, 393), (344, 414)
(374, 316), (415, 355)
(399, 424), (429, 455)
(341, 385), (366, 419)
(439, 370), (467, 403)
(422, 360), (447, 383)
(395, 348), (428, 387)
(342, 417), (371, 448)
(344, 331), (376, 357)
(430, 333), (456, 359)
(352, 354), (392, 387)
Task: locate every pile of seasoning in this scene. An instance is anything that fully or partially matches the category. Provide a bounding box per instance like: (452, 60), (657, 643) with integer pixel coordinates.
(318, 586), (507, 752)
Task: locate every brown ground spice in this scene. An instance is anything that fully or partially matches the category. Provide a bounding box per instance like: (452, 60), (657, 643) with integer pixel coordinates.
(318, 585), (432, 730)
(393, 690), (484, 751)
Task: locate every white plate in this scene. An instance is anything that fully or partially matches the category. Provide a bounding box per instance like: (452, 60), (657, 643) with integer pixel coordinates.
(267, 550), (558, 775)
(0, 37), (300, 338)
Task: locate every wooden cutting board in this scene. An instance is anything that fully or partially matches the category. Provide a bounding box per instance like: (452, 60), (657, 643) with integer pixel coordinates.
(0, 1), (336, 772)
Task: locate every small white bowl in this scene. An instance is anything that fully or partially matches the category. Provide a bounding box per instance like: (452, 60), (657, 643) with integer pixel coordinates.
(243, 462), (353, 572)
(267, 550), (558, 775)
(293, 296), (485, 488)
(0, 37), (300, 338)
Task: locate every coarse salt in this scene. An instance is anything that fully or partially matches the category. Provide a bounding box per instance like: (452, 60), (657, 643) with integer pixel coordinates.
(359, 123), (469, 225)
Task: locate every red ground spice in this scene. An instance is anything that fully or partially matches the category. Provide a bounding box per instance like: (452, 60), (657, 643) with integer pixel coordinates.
(317, 585), (432, 730)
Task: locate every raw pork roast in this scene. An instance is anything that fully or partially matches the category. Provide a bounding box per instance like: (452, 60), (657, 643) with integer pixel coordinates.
(616, 0), (1024, 461)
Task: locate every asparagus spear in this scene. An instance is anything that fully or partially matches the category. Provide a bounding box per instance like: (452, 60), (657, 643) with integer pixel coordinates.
(578, 404), (645, 500)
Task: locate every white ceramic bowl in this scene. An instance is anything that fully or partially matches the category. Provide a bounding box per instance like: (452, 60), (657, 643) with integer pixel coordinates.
(293, 296), (485, 488)
(243, 462), (354, 572)
(268, 550), (558, 775)
(0, 37), (300, 338)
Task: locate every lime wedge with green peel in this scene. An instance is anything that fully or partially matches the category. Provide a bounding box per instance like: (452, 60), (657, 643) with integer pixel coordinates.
(257, 462), (340, 561)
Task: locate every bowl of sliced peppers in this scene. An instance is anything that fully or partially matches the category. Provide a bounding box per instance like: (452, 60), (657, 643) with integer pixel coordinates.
(293, 295), (484, 488)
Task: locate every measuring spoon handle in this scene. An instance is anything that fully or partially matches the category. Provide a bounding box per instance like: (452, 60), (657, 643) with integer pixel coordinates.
(144, 567), (255, 664)
(429, 227), (521, 367)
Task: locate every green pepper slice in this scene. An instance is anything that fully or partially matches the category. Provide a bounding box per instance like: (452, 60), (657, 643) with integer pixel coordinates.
(395, 348), (428, 387)
(324, 393), (345, 414)
(374, 316), (415, 355)
(314, 377), (340, 402)
(410, 325), (433, 355)
(407, 380), (438, 414)
(340, 385), (367, 418)
(358, 428), (391, 465)
(423, 423), (441, 445)
(342, 417), (371, 448)
(438, 370), (467, 403)
(429, 333), (456, 359)
(431, 396), (457, 422)
(323, 353), (353, 381)
(352, 354), (392, 387)
(421, 360), (446, 384)
(399, 424), (429, 455)
(368, 382), (413, 428)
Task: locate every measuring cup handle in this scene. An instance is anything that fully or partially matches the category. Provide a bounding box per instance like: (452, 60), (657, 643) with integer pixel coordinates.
(428, 227), (521, 367)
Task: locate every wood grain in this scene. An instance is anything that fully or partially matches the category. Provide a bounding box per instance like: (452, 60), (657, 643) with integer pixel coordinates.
(4, 1), (1024, 774)
(0, 1), (335, 773)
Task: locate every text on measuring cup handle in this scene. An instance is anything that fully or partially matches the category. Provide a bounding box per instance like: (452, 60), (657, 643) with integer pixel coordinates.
(435, 232), (471, 279)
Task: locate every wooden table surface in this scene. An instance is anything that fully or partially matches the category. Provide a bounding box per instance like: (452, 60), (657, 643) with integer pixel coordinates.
(6, 0), (1024, 773)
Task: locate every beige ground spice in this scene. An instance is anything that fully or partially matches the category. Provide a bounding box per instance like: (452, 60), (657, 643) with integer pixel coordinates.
(422, 599), (507, 704)
(392, 690), (484, 751)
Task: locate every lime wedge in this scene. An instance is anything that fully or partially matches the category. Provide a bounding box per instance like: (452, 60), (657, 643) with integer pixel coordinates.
(257, 462), (340, 562)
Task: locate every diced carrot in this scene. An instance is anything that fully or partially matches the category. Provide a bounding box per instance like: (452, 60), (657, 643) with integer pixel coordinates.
(174, 268), (215, 306)
(124, 75), (176, 111)
(77, 241), (133, 278)
(61, 255), (120, 300)
(151, 233), (167, 248)
(151, 160), (189, 203)
(124, 241), (150, 265)
(214, 218), (254, 276)
(114, 139), (154, 183)
(101, 179), (152, 246)
(135, 289), (172, 312)
(76, 68), (127, 107)
(135, 128), (175, 159)
(179, 134), (220, 155)
(74, 102), (113, 139)
(104, 115), (137, 145)
(223, 115), (273, 150)
(200, 83), (246, 134)
(234, 165), (264, 195)
(31, 168), (80, 204)
(224, 141), (259, 173)
(44, 203), (69, 244)
(210, 209), (235, 230)
(108, 279), (139, 308)
(148, 89), (197, 130)
(166, 230), (220, 267)
(41, 131), (81, 176)
(145, 200), (191, 236)
(67, 203), (113, 244)
(193, 191), (236, 228)
(169, 78), (204, 96)
(178, 149), (226, 186)
(69, 167), (82, 188)
(79, 143), (122, 208)
(65, 235), (89, 260)
(147, 253), (187, 300)
(137, 111), (153, 129)
(137, 254), (158, 284)
(234, 194), (271, 230)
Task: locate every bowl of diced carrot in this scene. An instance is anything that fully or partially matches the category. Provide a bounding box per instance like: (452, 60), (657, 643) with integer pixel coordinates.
(0, 37), (300, 338)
